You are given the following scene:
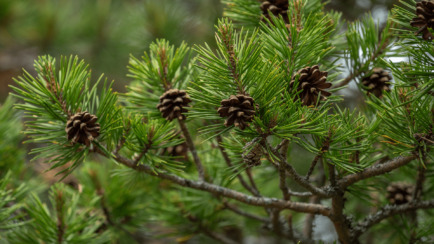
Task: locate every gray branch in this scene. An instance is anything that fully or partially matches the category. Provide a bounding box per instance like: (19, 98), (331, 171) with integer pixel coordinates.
(112, 153), (331, 215)
(353, 200), (434, 238)
(338, 155), (416, 188)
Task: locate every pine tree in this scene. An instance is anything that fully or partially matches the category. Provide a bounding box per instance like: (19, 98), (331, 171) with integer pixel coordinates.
(2, 0), (434, 243)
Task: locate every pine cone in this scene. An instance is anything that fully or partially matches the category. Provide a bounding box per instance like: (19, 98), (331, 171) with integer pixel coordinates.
(217, 94), (256, 130)
(260, 0), (289, 23)
(386, 182), (414, 205)
(242, 139), (263, 167)
(65, 111), (100, 147)
(410, 0), (434, 40)
(289, 65), (331, 106)
(361, 68), (392, 98)
(164, 141), (188, 161)
(157, 89), (192, 121)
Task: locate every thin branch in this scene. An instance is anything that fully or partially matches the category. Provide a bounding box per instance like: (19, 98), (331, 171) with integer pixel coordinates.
(287, 190), (313, 197)
(279, 158), (331, 197)
(114, 123), (130, 155)
(133, 142), (152, 164)
(245, 168), (261, 197)
(303, 159), (327, 239)
(338, 155), (416, 189)
(216, 135), (259, 196)
(412, 164), (427, 202)
(219, 23), (244, 94)
(184, 210), (238, 244)
(279, 140), (291, 200)
(223, 202), (269, 223)
(178, 119), (206, 181)
(111, 153), (331, 215)
(305, 154), (321, 181)
(279, 164), (291, 200)
(89, 170), (140, 242)
(353, 200), (434, 238)
(409, 163), (427, 243)
(44, 62), (71, 117)
(328, 162), (337, 187)
(203, 229), (239, 244)
(266, 142), (331, 197)
(303, 196), (320, 239)
(271, 209), (282, 235)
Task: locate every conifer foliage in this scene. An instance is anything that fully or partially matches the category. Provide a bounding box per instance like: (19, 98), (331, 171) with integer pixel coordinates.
(3, 0), (434, 243)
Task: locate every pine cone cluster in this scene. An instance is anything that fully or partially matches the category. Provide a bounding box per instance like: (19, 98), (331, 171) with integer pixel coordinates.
(217, 94), (256, 130)
(386, 182), (414, 205)
(242, 139), (263, 167)
(361, 68), (392, 98)
(157, 89), (192, 121)
(65, 111), (100, 147)
(260, 0), (289, 23)
(410, 0), (434, 40)
(289, 65), (331, 106)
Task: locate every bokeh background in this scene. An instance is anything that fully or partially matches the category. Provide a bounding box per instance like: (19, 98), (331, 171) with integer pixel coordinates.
(1, 0), (399, 102)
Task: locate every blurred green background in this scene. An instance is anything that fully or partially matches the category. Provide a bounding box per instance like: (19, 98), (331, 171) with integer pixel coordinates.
(0, 0), (399, 102)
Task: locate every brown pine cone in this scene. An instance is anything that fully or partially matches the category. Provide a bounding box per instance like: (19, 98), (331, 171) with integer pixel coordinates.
(386, 182), (414, 205)
(260, 0), (289, 23)
(157, 89), (192, 121)
(289, 65), (331, 106)
(65, 111), (100, 147)
(217, 94), (256, 130)
(361, 68), (392, 98)
(164, 140), (188, 161)
(410, 0), (434, 40)
(242, 139), (263, 167)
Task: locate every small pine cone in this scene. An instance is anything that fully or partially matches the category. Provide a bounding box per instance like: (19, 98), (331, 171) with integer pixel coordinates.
(157, 89), (192, 121)
(361, 68), (392, 98)
(217, 94), (256, 130)
(260, 0), (289, 23)
(65, 111), (100, 147)
(386, 182), (414, 205)
(165, 141), (188, 160)
(242, 139), (263, 167)
(289, 65), (331, 106)
(410, 0), (434, 40)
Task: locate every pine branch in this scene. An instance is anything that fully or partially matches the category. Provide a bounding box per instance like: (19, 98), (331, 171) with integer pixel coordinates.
(184, 210), (238, 244)
(353, 199), (434, 238)
(278, 139), (291, 200)
(303, 159), (327, 239)
(305, 154), (321, 181)
(219, 21), (244, 94)
(305, 130), (332, 181)
(330, 191), (353, 244)
(223, 202), (269, 223)
(133, 141), (152, 164)
(110, 152), (331, 215)
(203, 229), (238, 244)
(216, 135), (259, 196)
(178, 119), (206, 181)
(271, 209), (282, 236)
(268, 143), (331, 198)
(90, 170), (140, 242)
(338, 155), (417, 188)
(245, 168), (261, 197)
